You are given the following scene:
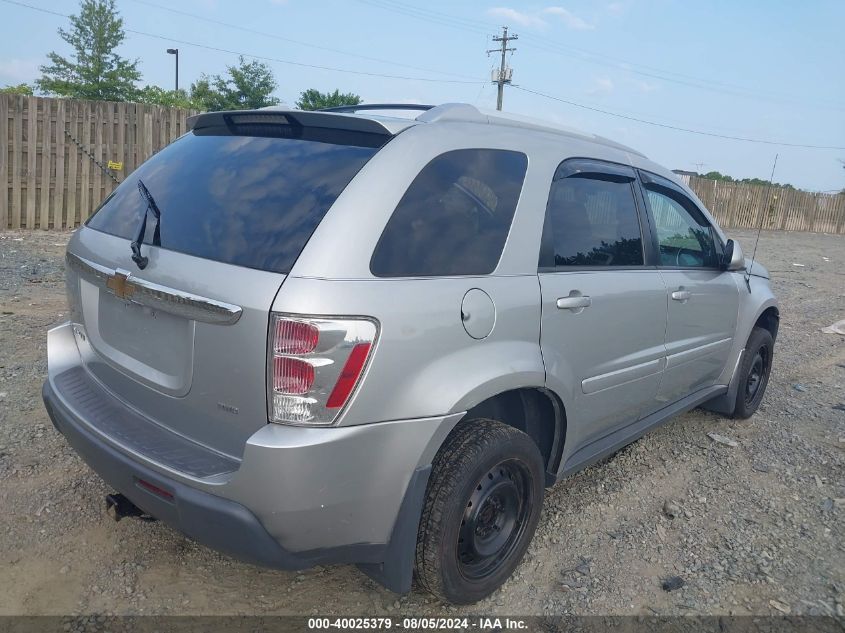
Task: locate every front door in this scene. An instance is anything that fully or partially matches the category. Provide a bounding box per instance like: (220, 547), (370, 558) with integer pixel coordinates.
(538, 159), (668, 451)
(639, 171), (740, 405)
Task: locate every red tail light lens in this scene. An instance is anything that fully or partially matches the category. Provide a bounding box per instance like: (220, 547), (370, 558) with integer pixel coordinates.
(326, 343), (372, 408)
(269, 314), (377, 425)
(274, 319), (319, 355)
(273, 357), (315, 394)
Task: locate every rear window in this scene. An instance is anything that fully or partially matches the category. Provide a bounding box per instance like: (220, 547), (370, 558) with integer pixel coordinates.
(86, 126), (382, 273)
(370, 149), (528, 277)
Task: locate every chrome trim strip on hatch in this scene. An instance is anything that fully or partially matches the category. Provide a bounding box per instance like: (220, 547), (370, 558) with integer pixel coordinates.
(66, 252), (243, 325)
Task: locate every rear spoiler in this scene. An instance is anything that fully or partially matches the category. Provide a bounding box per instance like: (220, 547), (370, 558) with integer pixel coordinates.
(186, 109), (413, 136)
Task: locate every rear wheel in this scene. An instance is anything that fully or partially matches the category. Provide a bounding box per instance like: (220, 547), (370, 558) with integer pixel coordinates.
(733, 326), (774, 419)
(415, 419), (544, 604)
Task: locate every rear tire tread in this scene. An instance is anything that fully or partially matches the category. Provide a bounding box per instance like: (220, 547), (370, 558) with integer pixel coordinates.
(414, 418), (543, 603)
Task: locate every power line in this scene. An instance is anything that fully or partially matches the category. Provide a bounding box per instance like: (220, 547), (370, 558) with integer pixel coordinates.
(511, 85), (845, 150)
(0, 0), (485, 85)
(353, 0), (844, 111)
(129, 0), (480, 82)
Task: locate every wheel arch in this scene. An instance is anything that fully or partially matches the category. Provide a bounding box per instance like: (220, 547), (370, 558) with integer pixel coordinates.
(754, 305), (780, 341)
(453, 387), (567, 485)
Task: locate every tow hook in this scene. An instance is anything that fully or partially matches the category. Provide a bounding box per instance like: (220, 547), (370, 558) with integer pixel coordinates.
(105, 493), (156, 523)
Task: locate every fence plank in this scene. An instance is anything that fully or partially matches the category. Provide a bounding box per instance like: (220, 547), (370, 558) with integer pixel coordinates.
(10, 96), (22, 228)
(116, 101), (125, 185)
(25, 96), (38, 228)
(92, 101), (103, 218)
(79, 101), (91, 224)
(39, 97), (53, 229)
(66, 100), (78, 228)
(0, 95), (7, 230)
(54, 99), (65, 230)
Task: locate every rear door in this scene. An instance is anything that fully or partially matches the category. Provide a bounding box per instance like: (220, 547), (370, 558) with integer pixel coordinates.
(65, 115), (384, 458)
(638, 171), (739, 405)
(539, 159), (667, 449)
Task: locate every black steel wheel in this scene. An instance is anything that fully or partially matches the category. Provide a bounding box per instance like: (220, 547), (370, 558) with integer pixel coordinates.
(733, 326), (774, 419)
(457, 460), (533, 581)
(415, 419), (544, 604)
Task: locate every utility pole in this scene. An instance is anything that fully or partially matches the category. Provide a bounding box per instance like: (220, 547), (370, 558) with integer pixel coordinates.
(487, 26), (517, 111)
(693, 162), (707, 174)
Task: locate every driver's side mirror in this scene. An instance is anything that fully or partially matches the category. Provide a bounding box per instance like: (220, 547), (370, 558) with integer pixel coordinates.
(723, 239), (745, 271)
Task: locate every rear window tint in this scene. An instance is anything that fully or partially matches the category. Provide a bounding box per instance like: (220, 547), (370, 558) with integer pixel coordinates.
(370, 149), (528, 277)
(86, 127), (381, 273)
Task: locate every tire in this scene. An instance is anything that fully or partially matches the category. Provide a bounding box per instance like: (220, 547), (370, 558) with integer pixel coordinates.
(732, 326), (774, 419)
(414, 419), (545, 604)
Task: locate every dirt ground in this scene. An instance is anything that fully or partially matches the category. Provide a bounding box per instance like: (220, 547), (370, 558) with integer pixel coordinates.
(0, 228), (842, 617)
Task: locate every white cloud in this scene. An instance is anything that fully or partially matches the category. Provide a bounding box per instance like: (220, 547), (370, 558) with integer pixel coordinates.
(542, 6), (594, 30)
(487, 7), (547, 28)
(587, 77), (614, 96)
(0, 58), (41, 84)
(606, 2), (626, 17)
(488, 6), (594, 30)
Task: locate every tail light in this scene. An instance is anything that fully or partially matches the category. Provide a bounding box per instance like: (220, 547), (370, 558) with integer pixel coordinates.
(268, 315), (378, 426)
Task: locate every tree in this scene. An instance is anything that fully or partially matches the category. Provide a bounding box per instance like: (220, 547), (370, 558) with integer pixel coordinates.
(189, 57), (279, 111)
(0, 84), (35, 95)
(702, 171), (733, 182)
(702, 170), (795, 189)
(134, 85), (197, 109)
(37, 0), (140, 101)
(295, 89), (362, 111)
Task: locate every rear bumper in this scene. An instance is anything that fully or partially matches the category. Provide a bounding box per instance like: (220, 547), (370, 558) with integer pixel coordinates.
(44, 322), (462, 587)
(44, 379), (328, 570)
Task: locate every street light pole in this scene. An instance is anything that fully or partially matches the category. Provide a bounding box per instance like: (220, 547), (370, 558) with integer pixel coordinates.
(166, 48), (179, 92)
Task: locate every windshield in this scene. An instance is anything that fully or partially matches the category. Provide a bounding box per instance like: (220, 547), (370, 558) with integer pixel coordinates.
(86, 127), (383, 273)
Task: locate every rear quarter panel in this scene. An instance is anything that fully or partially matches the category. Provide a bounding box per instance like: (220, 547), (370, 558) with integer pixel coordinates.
(270, 275), (545, 425)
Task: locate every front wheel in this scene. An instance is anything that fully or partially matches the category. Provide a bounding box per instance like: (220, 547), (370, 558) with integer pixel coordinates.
(733, 326), (774, 419)
(414, 419), (544, 604)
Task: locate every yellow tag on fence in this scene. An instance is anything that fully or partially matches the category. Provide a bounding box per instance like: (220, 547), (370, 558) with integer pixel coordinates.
(108, 160), (123, 171)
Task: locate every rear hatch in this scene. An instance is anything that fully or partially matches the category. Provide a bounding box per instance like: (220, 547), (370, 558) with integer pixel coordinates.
(64, 112), (387, 459)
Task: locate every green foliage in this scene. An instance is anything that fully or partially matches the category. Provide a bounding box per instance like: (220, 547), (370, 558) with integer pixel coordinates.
(0, 84), (35, 95)
(189, 57), (280, 111)
(134, 85), (198, 109)
(702, 170), (733, 182)
(36, 0), (140, 101)
(701, 170), (794, 190)
(295, 88), (362, 111)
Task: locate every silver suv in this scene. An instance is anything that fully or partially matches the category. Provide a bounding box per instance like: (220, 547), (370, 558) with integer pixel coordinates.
(42, 103), (778, 604)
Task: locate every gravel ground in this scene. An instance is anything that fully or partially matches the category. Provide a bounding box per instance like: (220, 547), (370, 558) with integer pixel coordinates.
(0, 228), (843, 617)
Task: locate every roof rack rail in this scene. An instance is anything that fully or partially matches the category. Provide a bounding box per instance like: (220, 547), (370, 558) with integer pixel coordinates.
(318, 104), (435, 113)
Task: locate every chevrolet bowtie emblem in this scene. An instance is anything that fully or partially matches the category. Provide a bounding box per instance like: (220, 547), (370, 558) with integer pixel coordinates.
(106, 271), (136, 300)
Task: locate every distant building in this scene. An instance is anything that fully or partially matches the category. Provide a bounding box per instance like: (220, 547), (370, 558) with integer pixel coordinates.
(671, 169), (698, 185)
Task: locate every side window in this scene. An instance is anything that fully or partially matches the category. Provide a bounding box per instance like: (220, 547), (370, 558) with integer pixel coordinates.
(543, 174), (644, 268)
(370, 149), (528, 277)
(644, 185), (719, 268)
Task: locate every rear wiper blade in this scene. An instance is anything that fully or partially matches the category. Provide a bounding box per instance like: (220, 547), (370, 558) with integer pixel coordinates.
(131, 179), (162, 270)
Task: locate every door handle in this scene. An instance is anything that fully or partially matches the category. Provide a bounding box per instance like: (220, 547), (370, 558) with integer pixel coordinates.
(671, 290), (692, 302)
(556, 295), (592, 310)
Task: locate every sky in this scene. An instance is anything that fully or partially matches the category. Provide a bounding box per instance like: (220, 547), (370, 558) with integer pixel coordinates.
(1, 0), (844, 192)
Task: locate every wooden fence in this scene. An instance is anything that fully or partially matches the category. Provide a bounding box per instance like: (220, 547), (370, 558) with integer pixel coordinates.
(2, 93), (845, 234)
(1, 94), (197, 230)
(681, 175), (845, 234)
